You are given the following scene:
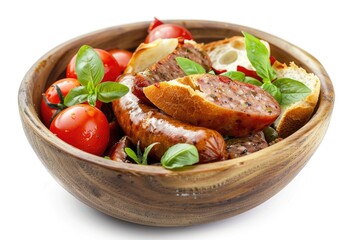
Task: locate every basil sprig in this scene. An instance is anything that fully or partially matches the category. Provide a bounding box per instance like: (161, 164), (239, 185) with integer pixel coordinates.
(161, 143), (199, 169)
(242, 31), (311, 106)
(125, 142), (199, 169)
(176, 34), (311, 107)
(64, 45), (129, 107)
(125, 142), (159, 165)
(243, 32), (277, 82)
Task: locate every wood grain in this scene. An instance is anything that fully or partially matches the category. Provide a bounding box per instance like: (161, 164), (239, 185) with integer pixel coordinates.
(18, 20), (334, 226)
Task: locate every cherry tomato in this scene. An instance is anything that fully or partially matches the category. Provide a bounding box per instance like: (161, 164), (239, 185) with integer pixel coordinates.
(144, 23), (193, 43)
(41, 78), (80, 128)
(66, 48), (121, 82)
(147, 17), (164, 32)
(108, 49), (133, 73)
(50, 104), (110, 156)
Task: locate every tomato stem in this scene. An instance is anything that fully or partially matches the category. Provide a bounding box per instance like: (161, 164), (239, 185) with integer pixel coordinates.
(55, 84), (65, 104)
(42, 84), (68, 125)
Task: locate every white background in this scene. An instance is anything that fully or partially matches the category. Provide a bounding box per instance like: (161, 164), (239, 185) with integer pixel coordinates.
(1, 0), (359, 239)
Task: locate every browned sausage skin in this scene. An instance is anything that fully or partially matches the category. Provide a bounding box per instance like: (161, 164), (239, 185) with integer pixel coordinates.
(112, 74), (228, 163)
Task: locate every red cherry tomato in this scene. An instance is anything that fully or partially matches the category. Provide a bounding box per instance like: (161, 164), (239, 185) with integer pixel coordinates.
(66, 48), (121, 82)
(145, 23), (193, 43)
(41, 78), (80, 128)
(147, 17), (164, 32)
(50, 104), (110, 156)
(108, 49), (133, 73)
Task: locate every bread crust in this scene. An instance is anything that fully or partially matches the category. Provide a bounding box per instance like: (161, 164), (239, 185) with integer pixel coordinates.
(143, 74), (280, 137)
(275, 105), (315, 138)
(273, 62), (321, 137)
(205, 34), (321, 138)
(204, 35), (321, 138)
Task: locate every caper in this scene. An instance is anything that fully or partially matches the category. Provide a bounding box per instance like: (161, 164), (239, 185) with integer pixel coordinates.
(263, 126), (279, 143)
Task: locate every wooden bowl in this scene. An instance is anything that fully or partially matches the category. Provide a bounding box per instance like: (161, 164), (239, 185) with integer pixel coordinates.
(18, 20), (334, 227)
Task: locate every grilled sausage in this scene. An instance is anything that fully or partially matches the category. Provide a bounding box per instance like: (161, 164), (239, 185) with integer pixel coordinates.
(112, 74), (227, 163)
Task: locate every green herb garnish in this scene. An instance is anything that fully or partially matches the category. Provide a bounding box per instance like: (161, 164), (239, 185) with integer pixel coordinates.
(243, 31), (277, 82)
(125, 142), (199, 169)
(64, 45), (129, 107)
(176, 57), (244, 82)
(242, 31), (311, 106)
(261, 82), (282, 103)
(161, 143), (199, 169)
(272, 78), (311, 106)
(220, 71), (245, 81)
(125, 142), (159, 165)
(243, 76), (262, 86)
(175, 33), (311, 107)
(176, 57), (206, 75)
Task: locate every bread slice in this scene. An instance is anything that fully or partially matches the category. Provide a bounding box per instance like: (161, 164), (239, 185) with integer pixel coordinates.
(143, 74), (280, 137)
(273, 61), (321, 137)
(204, 36), (320, 138)
(203, 36), (270, 71)
(124, 38), (201, 74)
(124, 38), (179, 74)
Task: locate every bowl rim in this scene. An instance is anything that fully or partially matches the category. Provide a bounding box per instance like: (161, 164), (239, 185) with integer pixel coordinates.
(18, 19), (335, 175)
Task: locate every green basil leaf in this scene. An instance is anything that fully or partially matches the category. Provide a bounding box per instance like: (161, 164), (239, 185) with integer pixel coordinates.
(176, 57), (206, 75)
(135, 141), (143, 163)
(262, 82), (282, 103)
(273, 78), (311, 106)
(243, 31), (277, 81)
(161, 143), (199, 169)
(75, 45), (104, 86)
(142, 142), (159, 165)
(64, 86), (88, 106)
(96, 82), (129, 103)
(221, 71), (245, 81)
(125, 147), (140, 164)
(243, 76), (263, 86)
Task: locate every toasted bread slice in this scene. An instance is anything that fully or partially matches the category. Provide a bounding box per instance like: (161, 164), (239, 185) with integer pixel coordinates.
(124, 38), (203, 74)
(203, 36), (270, 71)
(273, 61), (321, 137)
(124, 38), (179, 74)
(205, 36), (320, 138)
(143, 74), (280, 137)
(139, 41), (212, 83)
